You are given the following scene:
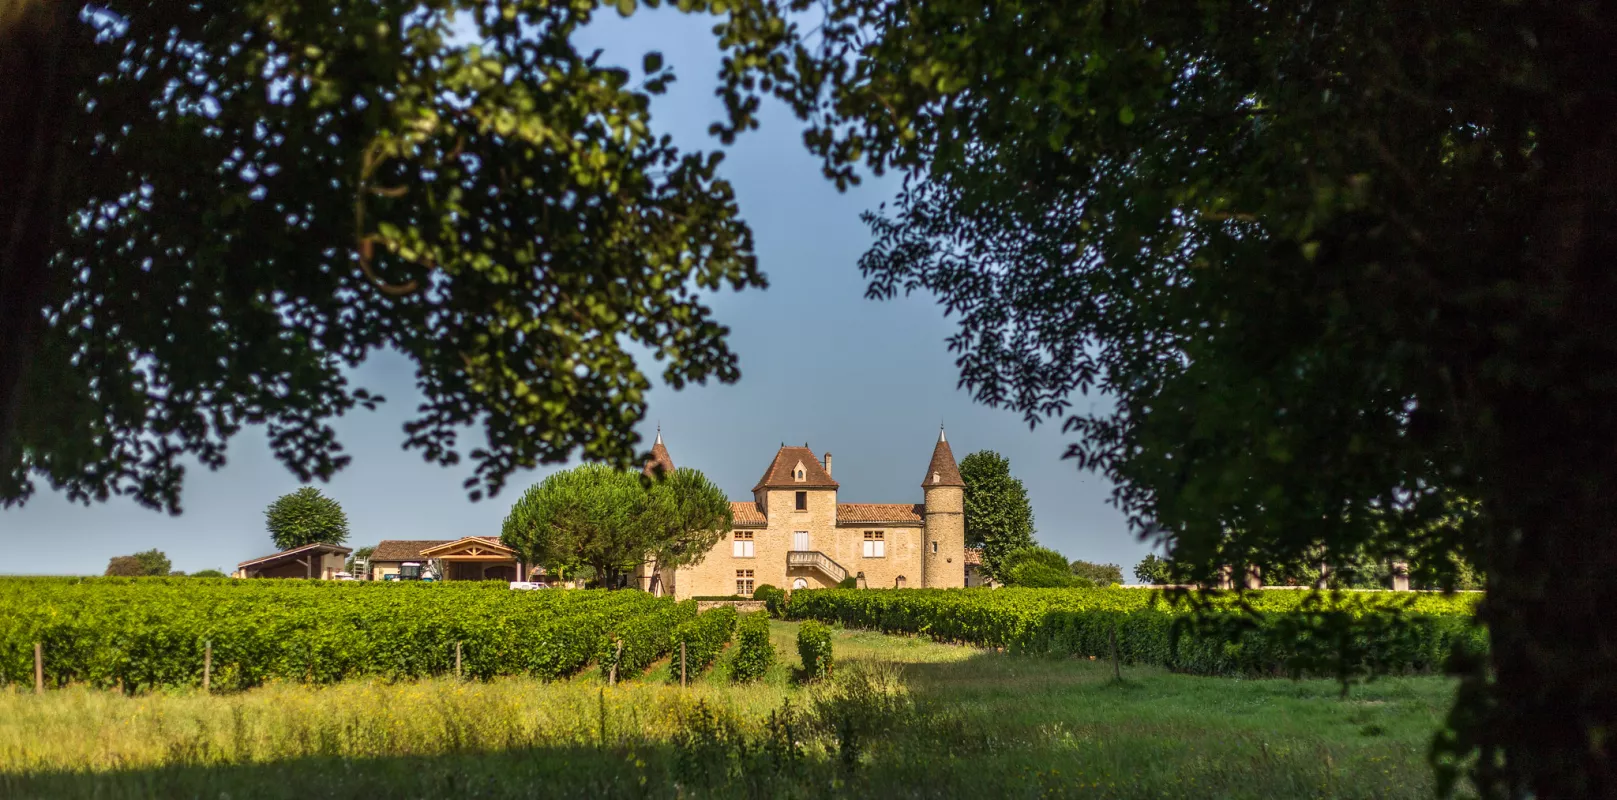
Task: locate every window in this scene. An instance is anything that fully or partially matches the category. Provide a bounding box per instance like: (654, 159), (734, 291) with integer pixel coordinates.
(795, 491), (807, 510)
(400, 563), (422, 580)
(895, 576), (906, 588)
(732, 531), (754, 558)
(931, 541), (939, 554)
(863, 530), (886, 558)
(792, 578), (808, 590)
(736, 569), (755, 596)
(795, 468), (805, 480)
(793, 531), (809, 550)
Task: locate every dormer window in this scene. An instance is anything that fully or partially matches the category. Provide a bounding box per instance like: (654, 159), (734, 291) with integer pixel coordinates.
(932, 471), (941, 484)
(797, 469), (805, 479)
(794, 461), (807, 482)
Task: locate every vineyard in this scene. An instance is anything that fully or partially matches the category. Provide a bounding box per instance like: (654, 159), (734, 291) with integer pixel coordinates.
(786, 587), (1484, 677)
(0, 577), (736, 692)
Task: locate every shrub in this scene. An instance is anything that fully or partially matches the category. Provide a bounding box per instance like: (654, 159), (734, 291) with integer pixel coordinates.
(728, 612), (775, 682)
(836, 576), (858, 589)
(796, 620), (833, 680)
(752, 584), (786, 616)
(190, 569), (228, 579)
(669, 606), (738, 680)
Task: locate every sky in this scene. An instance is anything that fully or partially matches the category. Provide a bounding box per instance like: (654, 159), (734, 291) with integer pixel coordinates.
(0, 9), (1149, 577)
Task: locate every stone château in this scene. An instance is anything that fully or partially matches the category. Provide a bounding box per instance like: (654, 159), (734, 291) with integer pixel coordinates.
(640, 428), (968, 599)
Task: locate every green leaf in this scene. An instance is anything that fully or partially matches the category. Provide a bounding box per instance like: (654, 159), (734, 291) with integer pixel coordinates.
(616, 0), (637, 17)
(1118, 106), (1135, 125)
(643, 51), (664, 74)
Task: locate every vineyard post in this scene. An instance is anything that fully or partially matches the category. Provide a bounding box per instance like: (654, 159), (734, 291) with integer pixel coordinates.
(680, 641), (687, 688)
(455, 641), (462, 682)
(203, 640), (212, 693)
(34, 642), (42, 694)
(608, 638), (623, 686)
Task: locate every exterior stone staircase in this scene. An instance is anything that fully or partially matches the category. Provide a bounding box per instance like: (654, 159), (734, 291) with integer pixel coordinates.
(787, 550), (848, 584)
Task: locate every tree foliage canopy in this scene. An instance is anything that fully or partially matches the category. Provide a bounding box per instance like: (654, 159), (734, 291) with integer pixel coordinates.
(958, 450), (1034, 581)
(1, 0), (790, 513)
(265, 486), (350, 551)
(1132, 554), (1169, 586)
(999, 546), (1089, 589)
(1068, 560), (1123, 587)
(722, 0), (1617, 794)
(499, 464), (730, 587)
(104, 548), (171, 576)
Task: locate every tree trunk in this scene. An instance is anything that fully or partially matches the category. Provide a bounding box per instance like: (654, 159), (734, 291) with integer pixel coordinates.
(1477, 396), (1617, 798)
(1465, 70), (1617, 798)
(0, 2), (73, 476)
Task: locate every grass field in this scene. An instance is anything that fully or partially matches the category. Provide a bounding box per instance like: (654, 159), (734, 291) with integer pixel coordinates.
(0, 621), (1457, 798)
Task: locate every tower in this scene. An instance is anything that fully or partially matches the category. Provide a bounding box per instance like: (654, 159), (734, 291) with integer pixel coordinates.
(921, 426), (966, 588)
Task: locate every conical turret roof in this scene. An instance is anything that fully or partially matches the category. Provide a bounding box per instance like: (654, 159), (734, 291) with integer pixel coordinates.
(644, 427), (675, 477)
(921, 427), (965, 488)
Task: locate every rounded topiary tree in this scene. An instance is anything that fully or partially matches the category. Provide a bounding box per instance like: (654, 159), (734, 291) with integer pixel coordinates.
(265, 486), (350, 551)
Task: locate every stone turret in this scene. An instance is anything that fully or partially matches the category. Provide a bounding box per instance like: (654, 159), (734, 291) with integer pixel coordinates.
(920, 426), (966, 589)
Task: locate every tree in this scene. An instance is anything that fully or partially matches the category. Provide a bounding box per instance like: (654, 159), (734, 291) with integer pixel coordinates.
(1000, 546), (1089, 589)
(191, 569), (228, 579)
(132, 548), (171, 576)
(1133, 555), (1170, 586)
(1, 0), (796, 514)
(105, 548), (170, 576)
(265, 487), (350, 551)
(500, 464), (731, 589)
(958, 451), (1035, 582)
(735, 2), (1616, 793)
(104, 555), (143, 577)
(1069, 560), (1123, 587)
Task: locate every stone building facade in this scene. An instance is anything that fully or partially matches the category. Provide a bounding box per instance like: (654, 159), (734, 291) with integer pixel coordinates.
(648, 429), (969, 599)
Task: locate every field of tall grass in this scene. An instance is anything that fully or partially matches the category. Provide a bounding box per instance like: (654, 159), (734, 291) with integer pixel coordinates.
(0, 621), (1459, 799)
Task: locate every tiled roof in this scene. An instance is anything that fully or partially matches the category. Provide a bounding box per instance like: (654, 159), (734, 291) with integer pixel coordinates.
(964, 547), (984, 566)
(836, 503), (925, 524)
(237, 541), (352, 569)
(753, 445), (839, 491)
(371, 539), (499, 561)
(644, 431), (675, 477)
(922, 430), (966, 488)
(730, 501), (767, 527)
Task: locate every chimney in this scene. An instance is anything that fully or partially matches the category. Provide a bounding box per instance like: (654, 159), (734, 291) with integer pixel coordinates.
(824, 452), (833, 478)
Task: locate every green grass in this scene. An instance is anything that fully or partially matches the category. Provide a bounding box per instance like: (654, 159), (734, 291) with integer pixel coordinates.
(0, 621), (1458, 798)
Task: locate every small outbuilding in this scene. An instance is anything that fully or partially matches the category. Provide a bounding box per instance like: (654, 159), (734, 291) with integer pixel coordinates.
(232, 542), (352, 579)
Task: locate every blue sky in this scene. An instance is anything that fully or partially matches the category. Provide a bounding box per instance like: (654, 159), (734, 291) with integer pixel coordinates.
(1, 9), (1148, 577)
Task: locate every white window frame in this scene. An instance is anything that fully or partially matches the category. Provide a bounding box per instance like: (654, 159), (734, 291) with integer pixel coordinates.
(863, 530), (886, 558)
(793, 531), (809, 551)
(733, 531), (754, 558)
(736, 569), (755, 596)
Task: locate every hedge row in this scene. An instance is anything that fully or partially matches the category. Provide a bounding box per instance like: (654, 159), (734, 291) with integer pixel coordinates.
(729, 612), (775, 682)
(786, 588), (1484, 677)
(0, 578), (674, 691)
(598, 600), (699, 679)
(668, 606), (738, 680)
